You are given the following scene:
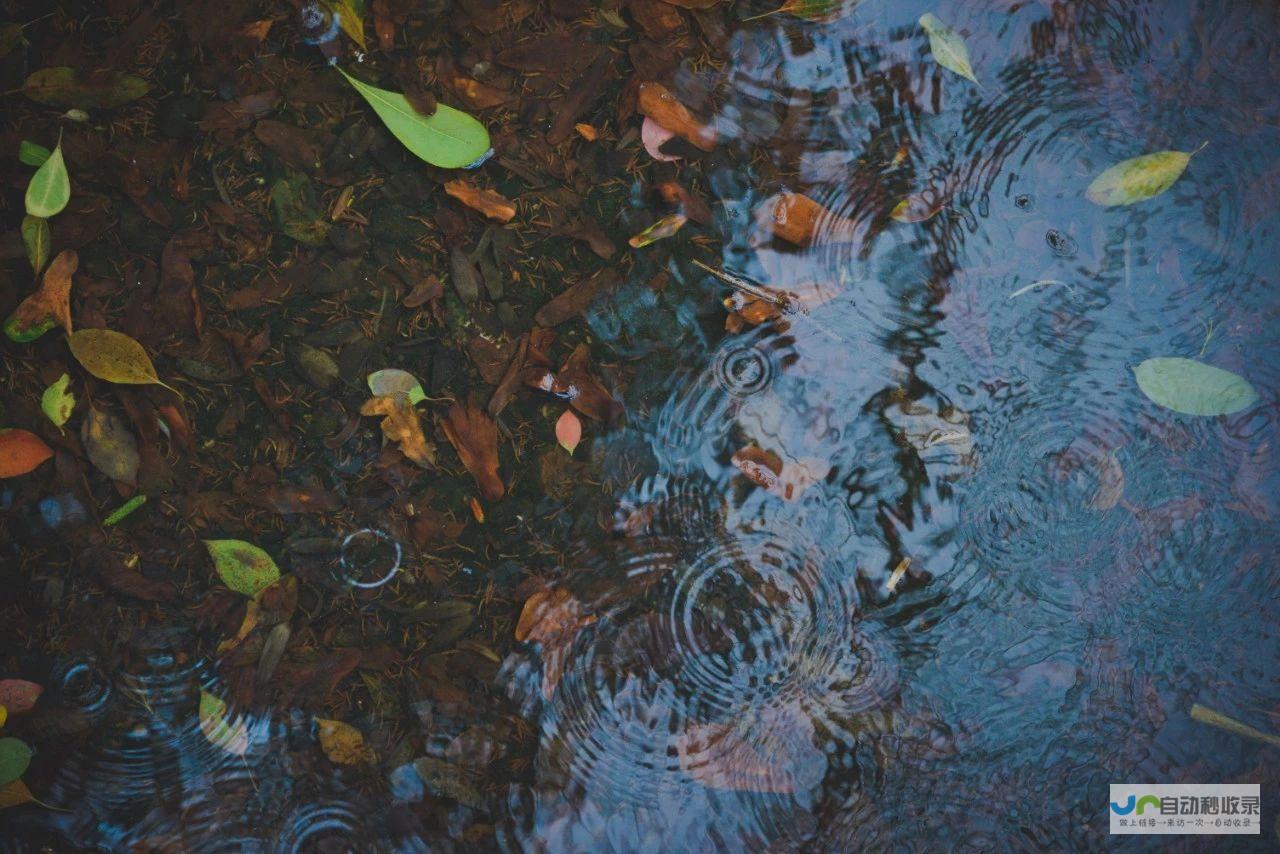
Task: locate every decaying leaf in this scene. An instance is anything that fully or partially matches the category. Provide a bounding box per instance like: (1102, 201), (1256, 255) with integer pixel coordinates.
(330, 0), (368, 49)
(203, 539), (282, 597)
(885, 557), (910, 594)
(555, 409), (582, 454)
(629, 213), (687, 248)
(316, 718), (378, 765)
(0, 779), (33, 810)
(1086, 144), (1206, 207)
(675, 721), (797, 793)
(891, 191), (947, 223)
(441, 400), (504, 501)
(637, 82), (716, 152)
(515, 587), (596, 698)
(198, 691), (248, 755)
(4, 248), (76, 342)
(761, 191), (860, 247)
(21, 215), (50, 275)
(0, 429), (54, 479)
(1088, 450), (1125, 511)
(731, 445), (827, 501)
(1133, 357), (1257, 416)
(360, 393), (437, 467)
(919, 13), (980, 85)
(0, 680), (42, 715)
(444, 179), (516, 222)
(641, 117), (681, 162)
(367, 368), (426, 404)
(39, 374), (73, 433)
(23, 66), (150, 109)
(68, 328), (175, 391)
(81, 408), (140, 486)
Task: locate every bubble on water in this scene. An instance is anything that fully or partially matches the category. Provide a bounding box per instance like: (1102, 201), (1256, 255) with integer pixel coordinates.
(337, 529), (402, 588)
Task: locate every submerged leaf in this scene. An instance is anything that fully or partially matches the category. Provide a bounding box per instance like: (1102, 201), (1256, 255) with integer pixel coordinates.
(204, 539), (282, 597)
(0, 779), (34, 810)
(25, 143), (69, 218)
(1133, 357), (1257, 416)
(270, 172), (330, 245)
(1086, 145), (1206, 207)
(23, 66), (150, 109)
(0, 429), (54, 478)
(339, 68), (491, 169)
(329, 0), (367, 49)
(443, 179), (516, 222)
(441, 400), (504, 501)
(41, 374), (74, 431)
(198, 691), (248, 755)
(360, 393), (437, 467)
(919, 12), (979, 85)
(21, 215), (50, 275)
(629, 213), (688, 248)
(81, 408), (139, 485)
(68, 328), (172, 390)
(316, 718), (377, 765)
(0, 737), (32, 786)
(367, 368), (426, 404)
(4, 248), (76, 342)
(555, 409), (582, 454)
(0, 680), (42, 714)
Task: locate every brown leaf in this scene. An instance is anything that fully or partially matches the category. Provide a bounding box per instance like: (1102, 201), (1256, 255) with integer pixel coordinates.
(444, 179), (516, 222)
(657, 180), (713, 225)
(79, 546), (177, 602)
(515, 587), (596, 698)
(731, 445), (826, 501)
(7, 249), (76, 337)
(360, 394), (437, 468)
(760, 191), (861, 247)
(403, 274), (444, 308)
(534, 270), (621, 327)
(637, 82), (716, 151)
(675, 721), (798, 793)
(81, 408), (140, 486)
(552, 345), (621, 423)
(496, 31), (581, 72)
(441, 400), (504, 501)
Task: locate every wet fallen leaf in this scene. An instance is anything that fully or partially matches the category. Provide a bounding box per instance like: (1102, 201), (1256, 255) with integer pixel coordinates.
(919, 13), (980, 85)
(198, 691), (248, 755)
(885, 557), (910, 594)
(271, 172), (330, 245)
(81, 408), (140, 486)
(1088, 450), (1124, 511)
(4, 248), (76, 342)
(256, 623), (291, 688)
(762, 191), (860, 247)
(743, 0), (847, 22)
(675, 721), (797, 794)
(731, 445), (826, 500)
(1190, 703), (1280, 748)
(0, 737), (32, 786)
(0, 681), (41, 715)
(891, 191), (947, 223)
(103, 494), (147, 527)
(331, 0), (368, 49)
(204, 539), (282, 597)
(444, 179), (516, 222)
(0, 779), (33, 810)
(515, 588), (596, 698)
(1133, 357), (1257, 416)
(316, 718), (377, 765)
(1086, 144), (1206, 207)
(555, 409), (582, 454)
(68, 328), (175, 391)
(339, 68), (491, 169)
(0, 429), (54, 478)
(412, 756), (485, 808)
(637, 82), (716, 152)
(629, 213), (688, 248)
(574, 123), (597, 141)
(641, 117), (681, 162)
(40, 373), (74, 432)
(367, 368), (426, 404)
(21, 215), (49, 275)
(23, 66), (150, 109)
(441, 400), (504, 501)
(361, 394), (437, 467)
(534, 269), (621, 327)
(25, 142), (69, 219)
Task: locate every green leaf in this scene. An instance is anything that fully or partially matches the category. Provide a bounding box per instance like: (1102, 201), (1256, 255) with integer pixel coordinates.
(338, 68), (491, 169)
(919, 12), (979, 85)
(270, 172), (330, 245)
(0, 738), (32, 787)
(367, 368), (426, 404)
(203, 539), (282, 597)
(1133, 357), (1258, 416)
(3, 316), (55, 343)
(103, 494), (147, 527)
(23, 66), (150, 109)
(1086, 144), (1206, 207)
(25, 144), (69, 218)
(41, 373), (74, 431)
(21, 215), (50, 275)
(0, 23), (23, 60)
(18, 140), (51, 167)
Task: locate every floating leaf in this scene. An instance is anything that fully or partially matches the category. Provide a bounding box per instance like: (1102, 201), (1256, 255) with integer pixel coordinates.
(4, 248), (76, 342)
(1086, 144), (1206, 207)
(23, 66), (150, 109)
(316, 718), (377, 765)
(0, 779), (34, 810)
(0, 429), (53, 478)
(18, 140), (51, 167)
(629, 213), (688, 248)
(25, 143), (69, 218)
(919, 13), (979, 85)
(366, 368), (426, 404)
(103, 494), (147, 527)
(21, 215), (50, 275)
(198, 691), (248, 755)
(81, 409), (139, 485)
(339, 68), (491, 169)
(68, 328), (174, 391)
(1133, 357), (1257, 416)
(360, 393), (436, 467)
(0, 738), (32, 786)
(0, 681), (41, 715)
(203, 539), (282, 597)
(40, 373), (74, 432)
(555, 409), (582, 455)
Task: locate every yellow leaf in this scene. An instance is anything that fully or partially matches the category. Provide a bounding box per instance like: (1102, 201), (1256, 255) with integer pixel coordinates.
(0, 779), (33, 810)
(628, 213), (687, 248)
(198, 690), (248, 755)
(919, 13), (980, 86)
(68, 329), (176, 392)
(0, 706), (6, 729)
(329, 0), (367, 50)
(1086, 143), (1207, 207)
(315, 717), (377, 765)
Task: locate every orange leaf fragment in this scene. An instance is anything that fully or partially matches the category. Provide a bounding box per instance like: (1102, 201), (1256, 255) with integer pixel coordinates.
(731, 444), (827, 501)
(5, 249), (77, 340)
(761, 191), (860, 247)
(441, 399), (504, 501)
(637, 82), (717, 152)
(359, 394), (437, 468)
(443, 179), (516, 223)
(0, 429), (54, 478)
